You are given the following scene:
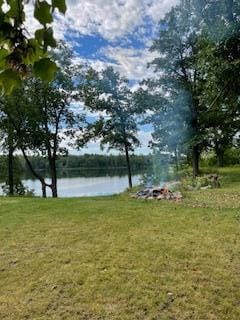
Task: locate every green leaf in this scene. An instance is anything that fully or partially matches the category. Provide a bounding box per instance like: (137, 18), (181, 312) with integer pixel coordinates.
(52, 0), (67, 14)
(0, 69), (21, 95)
(44, 28), (57, 47)
(35, 27), (57, 48)
(34, 0), (53, 25)
(22, 39), (43, 65)
(33, 58), (58, 81)
(0, 48), (9, 69)
(35, 28), (45, 44)
(6, 0), (24, 21)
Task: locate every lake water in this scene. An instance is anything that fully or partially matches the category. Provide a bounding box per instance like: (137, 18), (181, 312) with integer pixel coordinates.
(22, 174), (142, 197)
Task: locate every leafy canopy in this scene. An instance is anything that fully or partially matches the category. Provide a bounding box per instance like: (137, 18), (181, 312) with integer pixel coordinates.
(81, 67), (141, 153)
(0, 0), (66, 94)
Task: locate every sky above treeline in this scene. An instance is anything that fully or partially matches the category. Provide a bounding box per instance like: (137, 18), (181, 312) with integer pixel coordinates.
(25, 0), (178, 155)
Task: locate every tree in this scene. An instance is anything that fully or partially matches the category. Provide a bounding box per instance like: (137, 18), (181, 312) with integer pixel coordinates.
(0, 44), (85, 198)
(21, 53), (84, 198)
(194, 1), (240, 165)
(148, 1), (206, 176)
(1, 78), (80, 198)
(81, 67), (141, 189)
(145, 0), (240, 175)
(0, 155), (27, 196)
(0, 0), (67, 94)
(134, 86), (190, 171)
(0, 85), (51, 197)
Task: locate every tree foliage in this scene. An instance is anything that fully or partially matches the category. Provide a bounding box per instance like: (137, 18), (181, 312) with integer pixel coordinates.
(0, 44), (86, 198)
(0, 0), (66, 94)
(80, 67), (142, 188)
(137, 0), (240, 175)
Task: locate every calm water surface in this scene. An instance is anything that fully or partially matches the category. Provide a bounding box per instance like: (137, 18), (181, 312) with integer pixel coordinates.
(23, 175), (141, 197)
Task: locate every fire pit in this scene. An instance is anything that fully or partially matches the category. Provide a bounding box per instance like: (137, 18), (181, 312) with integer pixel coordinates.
(132, 184), (183, 201)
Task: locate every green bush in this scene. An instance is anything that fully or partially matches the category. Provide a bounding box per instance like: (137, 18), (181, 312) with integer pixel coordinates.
(201, 148), (240, 167)
(2, 181), (35, 197)
(180, 175), (214, 191)
(224, 148), (240, 165)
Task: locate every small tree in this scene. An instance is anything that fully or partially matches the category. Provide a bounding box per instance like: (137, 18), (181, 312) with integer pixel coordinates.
(0, 45), (86, 198)
(27, 79), (77, 197)
(81, 67), (141, 189)
(0, 85), (51, 197)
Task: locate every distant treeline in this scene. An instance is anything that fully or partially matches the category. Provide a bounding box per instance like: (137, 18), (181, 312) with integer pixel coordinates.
(0, 154), (152, 180)
(22, 154), (152, 171)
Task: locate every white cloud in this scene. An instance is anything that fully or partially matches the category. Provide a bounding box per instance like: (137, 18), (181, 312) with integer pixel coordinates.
(64, 0), (178, 41)
(71, 46), (158, 82)
(24, 0), (178, 83)
(25, 0), (178, 41)
(70, 55), (112, 73)
(102, 46), (158, 80)
(65, 0), (145, 40)
(147, 0), (179, 22)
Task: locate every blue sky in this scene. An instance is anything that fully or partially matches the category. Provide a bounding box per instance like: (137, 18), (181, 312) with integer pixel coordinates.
(25, 0), (178, 154)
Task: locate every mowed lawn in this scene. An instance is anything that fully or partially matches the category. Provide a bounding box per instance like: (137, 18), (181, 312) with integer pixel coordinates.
(0, 168), (240, 320)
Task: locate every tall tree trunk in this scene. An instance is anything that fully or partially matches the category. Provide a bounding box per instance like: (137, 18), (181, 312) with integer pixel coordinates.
(50, 158), (58, 198)
(7, 119), (14, 196)
(124, 144), (132, 189)
(192, 145), (200, 177)
(217, 152), (224, 167)
(51, 181), (58, 198)
(215, 141), (225, 167)
(8, 146), (14, 196)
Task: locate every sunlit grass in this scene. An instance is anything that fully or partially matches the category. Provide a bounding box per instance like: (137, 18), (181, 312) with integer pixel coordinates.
(0, 166), (240, 319)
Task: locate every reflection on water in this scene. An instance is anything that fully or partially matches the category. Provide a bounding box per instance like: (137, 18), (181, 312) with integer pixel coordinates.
(23, 167), (143, 179)
(0, 164), (183, 198)
(23, 175), (141, 197)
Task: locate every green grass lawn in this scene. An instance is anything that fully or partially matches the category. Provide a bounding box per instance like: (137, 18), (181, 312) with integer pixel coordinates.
(0, 167), (240, 320)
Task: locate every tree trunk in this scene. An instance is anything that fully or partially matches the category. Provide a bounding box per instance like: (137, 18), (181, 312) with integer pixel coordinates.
(7, 118), (14, 196)
(192, 145), (200, 177)
(215, 141), (225, 167)
(41, 180), (47, 198)
(6, 112), (50, 199)
(217, 152), (224, 167)
(50, 157), (58, 198)
(51, 178), (58, 198)
(216, 149), (224, 167)
(124, 144), (132, 189)
(8, 146), (14, 196)
(21, 148), (51, 198)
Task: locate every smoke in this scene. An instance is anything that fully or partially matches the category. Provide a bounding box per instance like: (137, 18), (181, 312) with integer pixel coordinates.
(145, 0), (239, 183)
(149, 88), (192, 185)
